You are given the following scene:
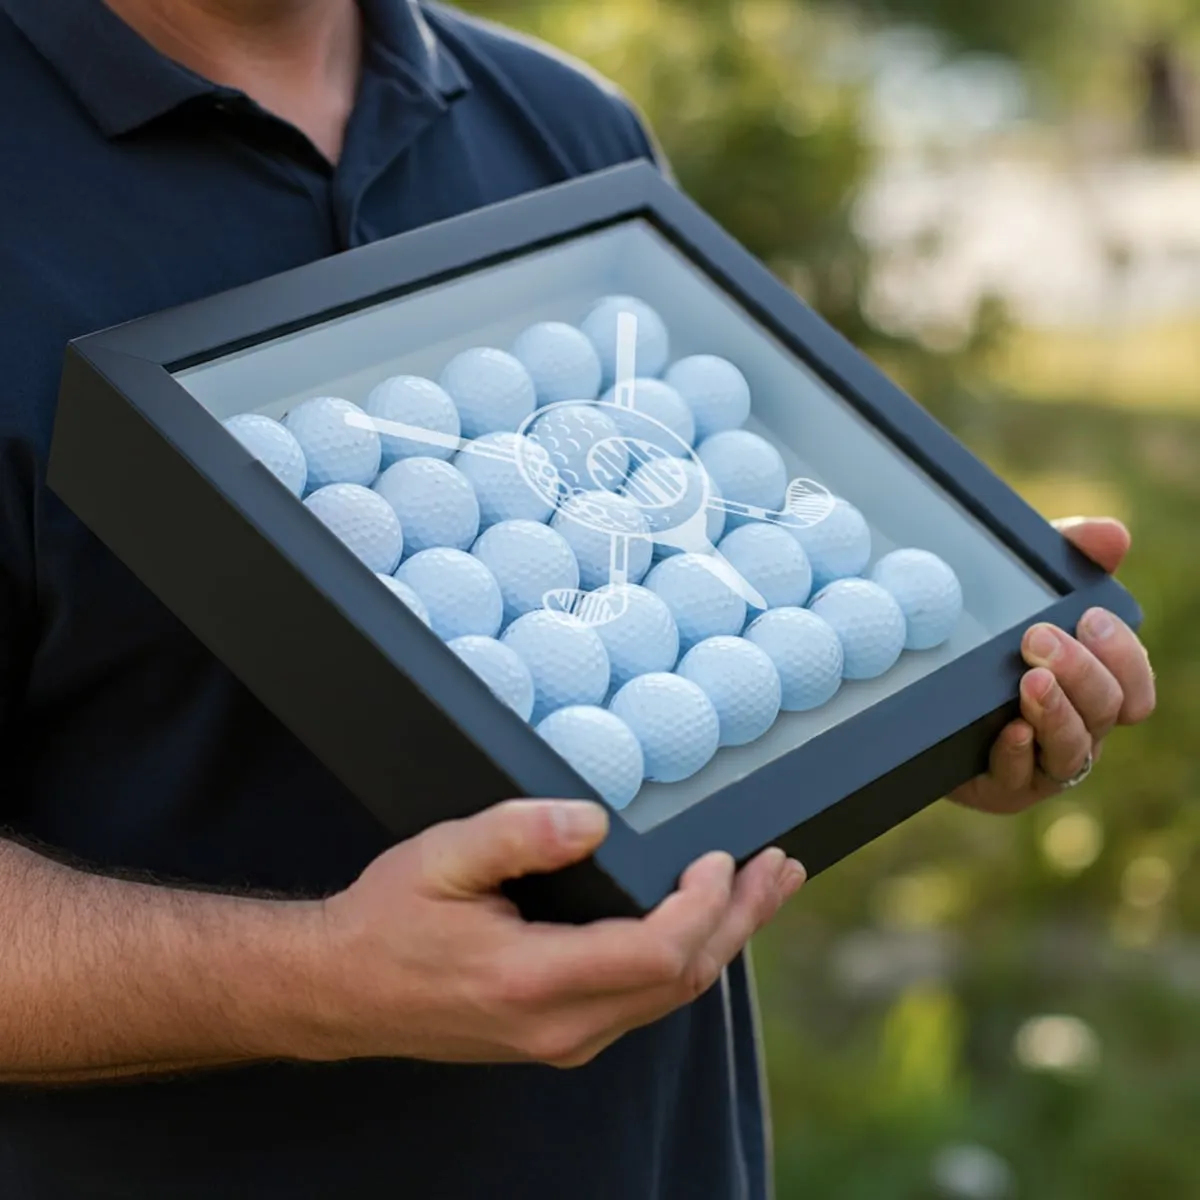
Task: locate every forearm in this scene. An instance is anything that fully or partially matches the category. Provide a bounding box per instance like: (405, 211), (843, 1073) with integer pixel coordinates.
(0, 837), (330, 1084)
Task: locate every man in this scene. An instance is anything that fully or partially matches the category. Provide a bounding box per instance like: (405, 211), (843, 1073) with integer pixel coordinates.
(0, 1), (1156, 1197)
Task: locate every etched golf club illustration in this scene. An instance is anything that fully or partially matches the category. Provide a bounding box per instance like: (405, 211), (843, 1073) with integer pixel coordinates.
(344, 309), (835, 625)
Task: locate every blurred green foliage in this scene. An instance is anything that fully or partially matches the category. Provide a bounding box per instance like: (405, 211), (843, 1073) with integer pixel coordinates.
(460, 3), (1200, 1195)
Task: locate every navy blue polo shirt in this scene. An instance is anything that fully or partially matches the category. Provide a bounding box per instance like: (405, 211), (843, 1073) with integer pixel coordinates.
(0, 2), (772, 1197)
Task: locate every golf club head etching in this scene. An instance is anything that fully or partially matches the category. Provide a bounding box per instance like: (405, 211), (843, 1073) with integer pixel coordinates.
(345, 309), (835, 626)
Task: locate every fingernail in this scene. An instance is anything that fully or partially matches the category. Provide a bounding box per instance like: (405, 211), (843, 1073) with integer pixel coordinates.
(1025, 669), (1055, 708)
(782, 859), (807, 895)
(551, 801), (608, 845)
(1082, 608), (1116, 642)
(1026, 625), (1061, 664)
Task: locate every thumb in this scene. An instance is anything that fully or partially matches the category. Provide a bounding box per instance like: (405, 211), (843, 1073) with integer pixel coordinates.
(1054, 516), (1131, 575)
(419, 800), (610, 898)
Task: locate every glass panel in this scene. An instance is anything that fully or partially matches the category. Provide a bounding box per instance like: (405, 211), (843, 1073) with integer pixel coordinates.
(174, 219), (1055, 831)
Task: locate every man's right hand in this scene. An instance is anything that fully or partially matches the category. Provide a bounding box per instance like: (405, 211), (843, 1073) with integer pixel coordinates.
(306, 801), (805, 1069)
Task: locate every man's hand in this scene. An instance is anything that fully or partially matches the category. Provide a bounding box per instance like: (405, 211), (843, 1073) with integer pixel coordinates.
(952, 516), (1156, 815)
(311, 800), (804, 1069)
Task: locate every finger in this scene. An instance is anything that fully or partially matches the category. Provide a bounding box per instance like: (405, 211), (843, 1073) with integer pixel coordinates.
(420, 799), (609, 898)
(1020, 668), (1092, 784)
(1054, 516), (1131, 574)
(1022, 624), (1123, 740)
(1075, 608), (1157, 726)
(987, 719), (1037, 793)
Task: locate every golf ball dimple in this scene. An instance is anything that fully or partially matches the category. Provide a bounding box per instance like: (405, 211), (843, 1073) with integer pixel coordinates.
(590, 583), (681, 692)
(717, 524), (813, 611)
(808, 578), (907, 681)
(284, 396), (381, 490)
(791, 497), (872, 590)
(550, 490), (653, 591)
(870, 549), (964, 651)
(375, 573), (432, 627)
(454, 432), (556, 529)
(743, 607), (844, 711)
(677, 637), (782, 748)
(664, 355), (752, 442)
(697, 429), (788, 520)
(510, 322), (603, 407)
(537, 706), (645, 811)
(600, 378), (696, 452)
(222, 413), (308, 498)
(440, 348), (537, 439)
(580, 295), (671, 389)
(501, 611), (611, 724)
(303, 483), (403, 574)
(395, 548), (503, 642)
(373, 457), (479, 558)
(447, 635), (536, 722)
(644, 553), (747, 653)
(527, 402), (628, 494)
(363, 375), (461, 467)
(471, 519), (580, 625)
(626, 458), (726, 559)
(610, 673), (720, 784)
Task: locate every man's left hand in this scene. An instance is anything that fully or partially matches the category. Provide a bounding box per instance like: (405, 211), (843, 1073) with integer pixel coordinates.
(951, 516), (1156, 815)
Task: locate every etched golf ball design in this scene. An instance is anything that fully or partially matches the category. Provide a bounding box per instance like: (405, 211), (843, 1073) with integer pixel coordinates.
(525, 402), (629, 497)
(471, 520), (580, 625)
(590, 583), (681, 692)
(395, 548), (503, 642)
(453, 432), (557, 530)
(717, 524), (813, 611)
(510, 321), (603, 407)
(536, 706), (645, 810)
(364, 375), (461, 467)
(440, 347), (537, 439)
(284, 396), (381, 490)
(551, 491), (653, 591)
(870, 549), (963, 651)
(580, 295), (671, 389)
(808, 578), (907, 681)
(501, 610), (611, 724)
(644, 554), (747, 653)
(222, 413), (308, 498)
(373, 457), (479, 559)
(791, 497), (872, 590)
(303, 483), (403, 574)
(677, 636), (782, 748)
(628, 457), (726, 559)
(375, 573), (432, 627)
(697, 429), (788, 523)
(664, 355), (752, 442)
(600, 378), (696, 453)
(447, 635), (536, 722)
(743, 607), (844, 711)
(609, 673), (720, 784)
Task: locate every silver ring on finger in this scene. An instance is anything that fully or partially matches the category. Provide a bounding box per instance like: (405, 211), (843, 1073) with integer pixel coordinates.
(1037, 748), (1095, 790)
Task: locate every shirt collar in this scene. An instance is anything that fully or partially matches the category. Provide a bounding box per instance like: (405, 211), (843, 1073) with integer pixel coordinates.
(0, 0), (468, 138)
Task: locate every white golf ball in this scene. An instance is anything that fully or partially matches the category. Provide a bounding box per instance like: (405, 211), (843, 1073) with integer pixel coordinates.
(440, 347), (537, 439)
(550, 490), (653, 591)
(363, 375), (461, 467)
(808, 578), (907, 681)
(743, 607), (844, 711)
(870, 548), (964, 651)
(610, 673), (720, 784)
(664, 355), (751, 441)
(526, 402), (628, 495)
(375, 573), (432, 627)
(677, 636), (782, 747)
(501, 611), (611, 724)
(590, 583), (681, 692)
(580, 295), (671, 389)
(537, 706), (645, 811)
(644, 553), (747, 653)
(791, 497), (872, 590)
(600, 378), (696, 452)
(303, 483), (403, 574)
(395, 548), (503, 642)
(373, 457), (479, 558)
(510, 322), (603, 407)
(222, 413), (308, 497)
(454, 432), (556, 530)
(447, 635), (536, 722)
(284, 396), (381, 490)
(626, 458), (726, 559)
(471, 519), (580, 625)
(717, 524), (813, 611)
(696, 430), (787, 521)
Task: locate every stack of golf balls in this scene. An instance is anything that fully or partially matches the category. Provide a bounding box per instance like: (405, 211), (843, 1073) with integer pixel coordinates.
(220, 295), (963, 812)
